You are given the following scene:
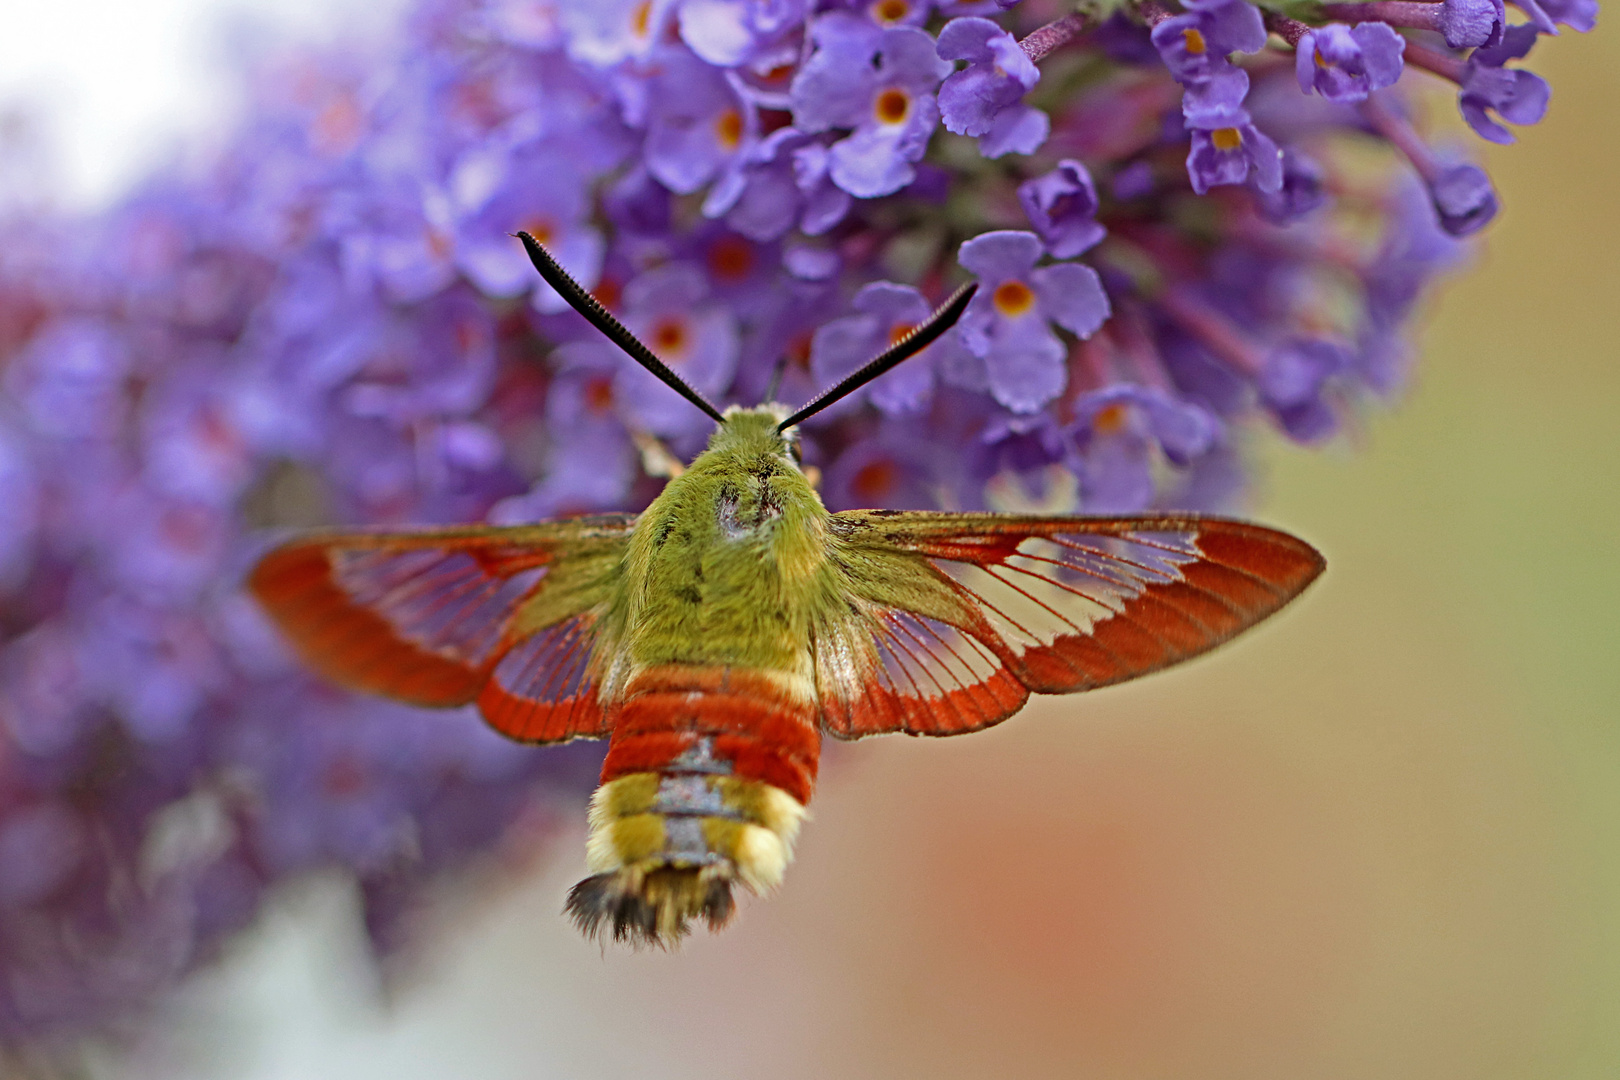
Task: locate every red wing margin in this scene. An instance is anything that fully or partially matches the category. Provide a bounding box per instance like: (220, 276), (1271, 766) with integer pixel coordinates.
(248, 516), (634, 742)
(819, 512), (1324, 737)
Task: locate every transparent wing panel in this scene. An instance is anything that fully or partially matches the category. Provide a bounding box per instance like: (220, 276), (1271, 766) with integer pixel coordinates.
(331, 549), (548, 666)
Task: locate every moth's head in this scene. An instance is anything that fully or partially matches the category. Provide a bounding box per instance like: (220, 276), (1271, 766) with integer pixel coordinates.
(708, 404), (802, 468)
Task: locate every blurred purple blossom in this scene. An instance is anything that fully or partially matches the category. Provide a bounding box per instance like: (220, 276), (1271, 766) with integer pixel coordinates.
(1068, 385), (1220, 512)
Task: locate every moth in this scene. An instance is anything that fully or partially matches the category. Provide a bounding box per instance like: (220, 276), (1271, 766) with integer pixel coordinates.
(250, 233), (1324, 946)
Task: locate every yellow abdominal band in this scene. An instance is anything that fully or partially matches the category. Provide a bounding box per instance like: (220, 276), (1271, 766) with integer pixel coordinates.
(585, 771), (807, 893)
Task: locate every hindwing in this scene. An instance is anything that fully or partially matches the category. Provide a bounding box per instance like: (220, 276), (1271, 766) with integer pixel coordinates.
(816, 511), (1323, 738)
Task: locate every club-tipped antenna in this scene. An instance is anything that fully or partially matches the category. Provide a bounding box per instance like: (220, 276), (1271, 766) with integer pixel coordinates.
(776, 281), (977, 432)
(518, 232), (726, 425)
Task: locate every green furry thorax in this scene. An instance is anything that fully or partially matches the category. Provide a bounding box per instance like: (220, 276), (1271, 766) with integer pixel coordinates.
(605, 407), (840, 673)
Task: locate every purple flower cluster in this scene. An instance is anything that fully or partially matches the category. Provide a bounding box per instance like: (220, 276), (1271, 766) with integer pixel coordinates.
(0, 0), (1591, 1051)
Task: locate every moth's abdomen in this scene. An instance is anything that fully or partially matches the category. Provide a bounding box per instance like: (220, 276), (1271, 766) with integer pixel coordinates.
(568, 666), (818, 945)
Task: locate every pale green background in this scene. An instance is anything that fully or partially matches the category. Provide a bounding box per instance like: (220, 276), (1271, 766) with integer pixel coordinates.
(105, 23), (1620, 1080)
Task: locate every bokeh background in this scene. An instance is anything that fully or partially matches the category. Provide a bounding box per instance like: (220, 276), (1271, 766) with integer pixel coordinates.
(7, 4), (1616, 1078)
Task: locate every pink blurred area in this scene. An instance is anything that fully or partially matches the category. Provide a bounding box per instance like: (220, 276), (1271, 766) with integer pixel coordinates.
(136, 23), (1620, 1080)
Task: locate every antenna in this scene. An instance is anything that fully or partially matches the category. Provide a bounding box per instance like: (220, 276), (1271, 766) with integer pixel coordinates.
(776, 281), (977, 432)
(518, 232), (726, 425)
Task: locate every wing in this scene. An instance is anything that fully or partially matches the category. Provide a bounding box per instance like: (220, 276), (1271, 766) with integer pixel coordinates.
(247, 514), (635, 743)
(816, 511), (1324, 738)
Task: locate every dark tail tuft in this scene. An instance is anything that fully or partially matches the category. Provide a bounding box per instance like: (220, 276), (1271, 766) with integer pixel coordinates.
(566, 867), (737, 948)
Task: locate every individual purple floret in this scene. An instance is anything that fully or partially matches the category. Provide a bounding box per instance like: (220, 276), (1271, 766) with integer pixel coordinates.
(790, 13), (951, 197)
(956, 230), (1110, 413)
(1428, 161), (1499, 236)
(644, 45), (756, 195)
(1360, 178), (1468, 346)
(511, 341), (639, 516)
(1017, 160), (1106, 258)
(704, 127), (852, 240)
(704, 128), (810, 241)
(936, 17), (1048, 157)
(1257, 338), (1355, 442)
(454, 145), (605, 313)
(1517, 0), (1598, 31)
(1459, 26), (1551, 144)
(616, 262), (740, 437)
(822, 428), (944, 511)
(1184, 106), (1283, 194)
(1257, 147), (1328, 222)
(1150, 0), (1269, 83)
(1068, 385), (1220, 512)
(1358, 93), (1500, 237)
(1295, 23), (1405, 103)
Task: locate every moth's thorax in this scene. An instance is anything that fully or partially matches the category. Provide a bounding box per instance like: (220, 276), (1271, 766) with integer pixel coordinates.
(604, 406), (833, 688)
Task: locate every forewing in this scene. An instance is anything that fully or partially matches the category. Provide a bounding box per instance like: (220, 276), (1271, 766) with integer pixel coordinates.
(248, 514), (634, 742)
(818, 511), (1323, 738)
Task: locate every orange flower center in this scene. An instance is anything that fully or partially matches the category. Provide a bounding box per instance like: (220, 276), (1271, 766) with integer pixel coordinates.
(312, 94), (363, 156)
(786, 331), (813, 370)
(520, 218), (555, 246)
(714, 108), (743, 151)
(427, 227), (453, 262)
(1211, 126), (1244, 151)
(630, 0), (652, 38)
(992, 280), (1036, 317)
(872, 0), (911, 24)
(887, 321), (918, 347)
(592, 276), (622, 311)
(652, 317), (689, 355)
(1091, 402), (1129, 435)
(874, 87), (911, 126)
(453, 317), (484, 354)
(584, 374), (615, 414)
(852, 459), (899, 501)
(1182, 28), (1207, 55)
(707, 235), (755, 282)
(322, 756), (367, 797)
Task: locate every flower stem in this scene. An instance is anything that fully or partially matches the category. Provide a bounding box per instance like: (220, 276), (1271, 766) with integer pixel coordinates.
(1137, 1), (1175, 27)
(1321, 1), (1444, 30)
(1020, 13), (1090, 64)
(1401, 40), (1468, 83)
(1264, 11), (1313, 46)
(1157, 289), (1266, 378)
(1359, 93), (1440, 183)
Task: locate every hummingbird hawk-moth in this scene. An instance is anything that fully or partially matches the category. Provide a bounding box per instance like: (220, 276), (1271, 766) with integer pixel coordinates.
(249, 233), (1324, 946)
